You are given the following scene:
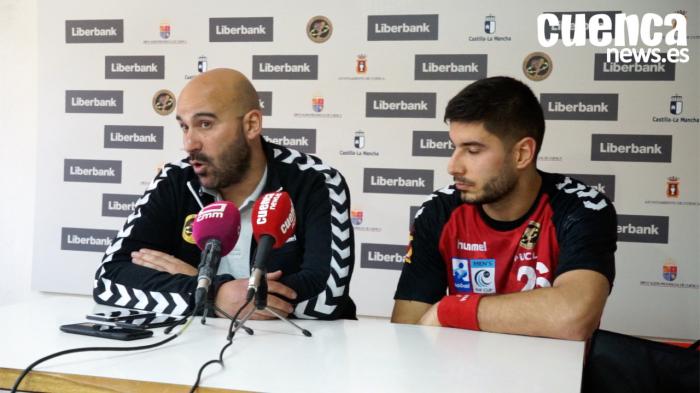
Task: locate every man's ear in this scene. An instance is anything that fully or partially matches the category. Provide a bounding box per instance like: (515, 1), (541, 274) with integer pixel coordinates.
(242, 109), (263, 140)
(513, 137), (537, 169)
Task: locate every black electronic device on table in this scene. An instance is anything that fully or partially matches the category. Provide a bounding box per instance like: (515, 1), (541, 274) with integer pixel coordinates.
(60, 322), (154, 341)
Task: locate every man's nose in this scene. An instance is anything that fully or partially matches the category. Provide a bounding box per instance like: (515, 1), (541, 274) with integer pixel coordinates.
(183, 130), (202, 154)
(447, 150), (462, 177)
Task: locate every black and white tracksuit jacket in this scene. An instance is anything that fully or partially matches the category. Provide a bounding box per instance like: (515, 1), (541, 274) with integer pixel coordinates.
(93, 138), (356, 319)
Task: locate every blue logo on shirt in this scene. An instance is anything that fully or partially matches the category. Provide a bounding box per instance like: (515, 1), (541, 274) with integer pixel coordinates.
(451, 257), (471, 292)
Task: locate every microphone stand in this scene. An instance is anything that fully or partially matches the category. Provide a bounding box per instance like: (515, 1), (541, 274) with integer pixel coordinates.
(211, 303), (254, 336)
(165, 301), (254, 336)
(192, 243), (254, 335)
(195, 240), (219, 325)
(229, 274), (312, 338)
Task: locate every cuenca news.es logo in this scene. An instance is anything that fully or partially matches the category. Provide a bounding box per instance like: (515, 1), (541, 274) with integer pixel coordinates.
(537, 12), (689, 63)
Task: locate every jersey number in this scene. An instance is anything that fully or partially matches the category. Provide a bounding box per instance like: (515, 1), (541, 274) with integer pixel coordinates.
(517, 262), (552, 291)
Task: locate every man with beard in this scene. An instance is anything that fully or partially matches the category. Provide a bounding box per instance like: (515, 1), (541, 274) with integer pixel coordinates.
(391, 76), (616, 340)
(93, 68), (356, 320)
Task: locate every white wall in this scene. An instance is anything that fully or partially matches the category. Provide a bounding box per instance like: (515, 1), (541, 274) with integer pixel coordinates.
(0, 0), (42, 306)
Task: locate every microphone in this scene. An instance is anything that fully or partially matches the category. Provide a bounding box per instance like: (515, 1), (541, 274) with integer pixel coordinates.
(247, 191), (297, 301)
(192, 201), (241, 306)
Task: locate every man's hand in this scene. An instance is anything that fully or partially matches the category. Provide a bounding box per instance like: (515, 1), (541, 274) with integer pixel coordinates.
(131, 249), (197, 276)
(417, 302), (442, 327)
(215, 270), (297, 320)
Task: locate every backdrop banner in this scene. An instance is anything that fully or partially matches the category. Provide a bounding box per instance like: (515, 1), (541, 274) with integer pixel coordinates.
(34, 0), (699, 340)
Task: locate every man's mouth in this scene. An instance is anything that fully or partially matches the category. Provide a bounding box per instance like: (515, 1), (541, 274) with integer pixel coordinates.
(189, 158), (208, 175)
(454, 178), (475, 190)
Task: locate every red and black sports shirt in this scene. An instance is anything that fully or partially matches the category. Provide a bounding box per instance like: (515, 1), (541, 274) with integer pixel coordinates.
(395, 171), (616, 304)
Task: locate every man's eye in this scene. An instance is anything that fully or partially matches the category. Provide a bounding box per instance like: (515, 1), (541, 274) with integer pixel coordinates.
(200, 121), (212, 129)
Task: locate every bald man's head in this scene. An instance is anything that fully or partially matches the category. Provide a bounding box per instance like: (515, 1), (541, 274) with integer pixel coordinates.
(179, 68), (260, 117)
(177, 68), (265, 191)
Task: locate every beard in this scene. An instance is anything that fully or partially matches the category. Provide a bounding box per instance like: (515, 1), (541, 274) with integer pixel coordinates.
(458, 164), (518, 205)
(190, 130), (251, 189)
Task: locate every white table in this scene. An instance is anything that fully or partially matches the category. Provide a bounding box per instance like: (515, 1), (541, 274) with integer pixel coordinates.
(0, 295), (585, 392)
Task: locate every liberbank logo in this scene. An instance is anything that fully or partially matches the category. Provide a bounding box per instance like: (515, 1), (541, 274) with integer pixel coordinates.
(540, 93), (618, 120)
(65, 90), (123, 114)
(102, 194), (140, 217)
(252, 55), (318, 80)
(593, 53), (675, 80)
(104, 125), (163, 150)
(591, 134), (672, 163)
(258, 91), (272, 116)
(61, 228), (117, 252)
(65, 19), (123, 43)
(566, 174), (616, 201)
(367, 14), (438, 41)
(538, 12), (689, 63)
(105, 56), (165, 79)
(361, 243), (406, 270)
(363, 168), (433, 195)
(617, 214), (669, 243)
(414, 54), (487, 80)
(366, 92), (436, 118)
(412, 131), (454, 157)
(209, 17), (273, 42)
(64, 159), (122, 183)
(263, 128), (316, 154)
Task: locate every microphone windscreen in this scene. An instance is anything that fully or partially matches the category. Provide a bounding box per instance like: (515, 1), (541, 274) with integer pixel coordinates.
(192, 201), (241, 256)
(251, 191), (296, 248)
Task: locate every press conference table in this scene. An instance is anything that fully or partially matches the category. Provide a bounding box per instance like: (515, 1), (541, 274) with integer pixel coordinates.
(0, 295), (585, 393)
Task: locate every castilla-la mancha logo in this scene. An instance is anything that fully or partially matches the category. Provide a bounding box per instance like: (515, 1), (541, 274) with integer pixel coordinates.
(537, 12), (689, 63)
(670, 94), (683, 115)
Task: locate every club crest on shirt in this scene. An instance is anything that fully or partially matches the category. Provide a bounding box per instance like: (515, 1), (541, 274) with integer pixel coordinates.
(519, 221), (541, 250)
(181, 214), (196, 244)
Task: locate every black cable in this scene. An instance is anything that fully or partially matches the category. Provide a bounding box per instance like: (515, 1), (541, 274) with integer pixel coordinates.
(10, 310), (193, 393)
(164, 311), (190, 334)
(188, 298), (252, 393)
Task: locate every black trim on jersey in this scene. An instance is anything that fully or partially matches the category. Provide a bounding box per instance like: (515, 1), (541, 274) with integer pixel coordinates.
(545, 173), (617, 288)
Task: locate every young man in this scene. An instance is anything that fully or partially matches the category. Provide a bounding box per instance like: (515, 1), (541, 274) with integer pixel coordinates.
(94, 68), (355, 320)
(392, 76), (616, 340)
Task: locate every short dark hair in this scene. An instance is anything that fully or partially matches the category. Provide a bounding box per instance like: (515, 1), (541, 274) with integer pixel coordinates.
(444, 76), (545, 157)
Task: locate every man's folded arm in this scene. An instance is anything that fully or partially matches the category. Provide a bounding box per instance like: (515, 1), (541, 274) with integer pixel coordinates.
(398, 269), (609, 340)
(92, 165), (202, 315)
(475, 269), (609, 340)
